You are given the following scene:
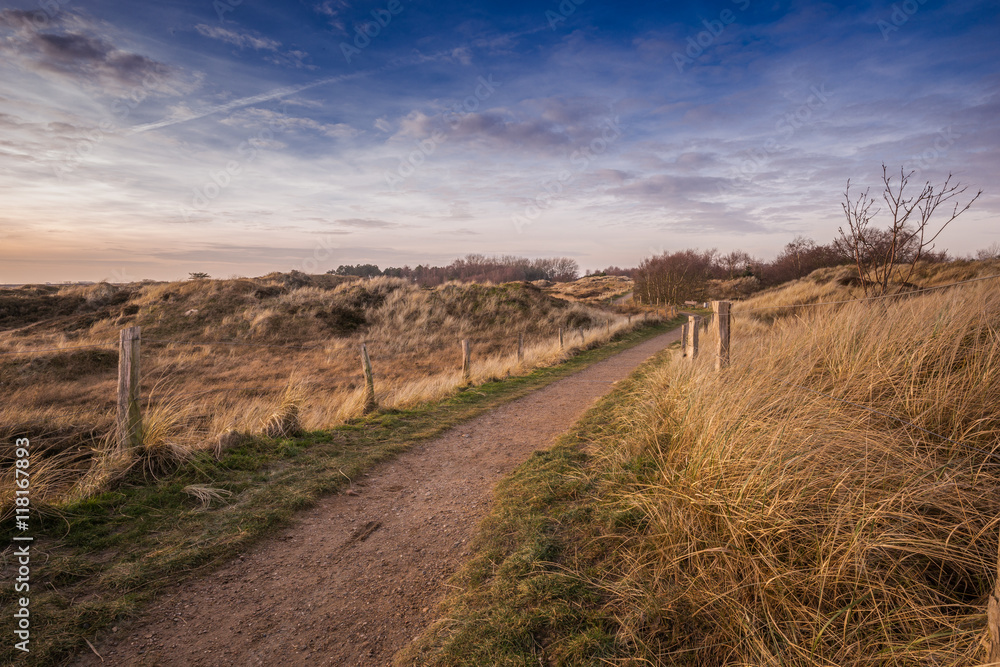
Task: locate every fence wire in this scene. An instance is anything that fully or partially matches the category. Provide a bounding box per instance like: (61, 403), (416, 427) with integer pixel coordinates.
(735, 272), (1000, 313)
(0, 342), (117, 357)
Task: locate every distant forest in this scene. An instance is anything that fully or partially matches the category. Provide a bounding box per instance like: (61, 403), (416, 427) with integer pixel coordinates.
(329, 254), (581, 285)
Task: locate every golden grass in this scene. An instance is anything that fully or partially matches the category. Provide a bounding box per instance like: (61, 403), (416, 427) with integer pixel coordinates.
(592, 264), (1000, 664)
(542, 274), (634, 303)
(0, 275), (645, 516)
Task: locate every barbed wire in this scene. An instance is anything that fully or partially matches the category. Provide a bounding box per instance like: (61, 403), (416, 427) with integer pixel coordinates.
(144, 338), (326, 351)
(0, 342), (117, 357)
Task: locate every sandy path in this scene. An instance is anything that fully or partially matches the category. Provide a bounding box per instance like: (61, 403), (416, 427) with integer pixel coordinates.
(612, 291), (634, 305)
(73, 327), (681, 666)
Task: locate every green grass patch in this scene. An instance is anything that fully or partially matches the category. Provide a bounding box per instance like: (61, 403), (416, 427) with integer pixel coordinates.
(0, 319), (680, 666)
(396, 345), (688, 667)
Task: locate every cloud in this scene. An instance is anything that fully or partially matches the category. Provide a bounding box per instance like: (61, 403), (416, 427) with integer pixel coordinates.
(194, 24), (313, 69)
(336, 218), (399, 228)
(591, 169), (632, 185)
(0, 10), (174, 90)
(221, 107), (358, 139)
(610, 174), (728, 199)
(445, 111), (572, 149)
(315, 0), (351, 33)
(194, 24), (282, 52)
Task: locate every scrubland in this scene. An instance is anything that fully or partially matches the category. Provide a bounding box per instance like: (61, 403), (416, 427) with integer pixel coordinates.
(403, 260), (1000, 666)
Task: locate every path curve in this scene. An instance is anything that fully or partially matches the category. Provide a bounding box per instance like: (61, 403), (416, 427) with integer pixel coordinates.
(612, 290), (633, 305)
(74, 327), (682, 666)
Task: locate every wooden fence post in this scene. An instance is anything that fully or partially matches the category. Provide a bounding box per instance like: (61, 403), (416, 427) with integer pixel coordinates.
(681, 322), (688, 357)
(988, 575), (1000, 664)
(712, 301), (731, 370)
(361, 343), (377, 413)
(517, 332), (524, 362)
(606, 320), (611, 335)
(461, 339), (471, 383)
(686, 315), (700, 360)
(558, 327), (564, 349)
(116, 326), (142, 450)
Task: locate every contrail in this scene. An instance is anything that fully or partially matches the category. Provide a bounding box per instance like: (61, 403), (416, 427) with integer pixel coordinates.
(126, 69), (376, 134)
(127, 51), (446, 135)
(125, 24), (548, 135)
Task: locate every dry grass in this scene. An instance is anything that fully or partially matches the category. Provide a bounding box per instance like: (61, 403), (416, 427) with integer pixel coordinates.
(0, 274), (645, 516)
(542, 274), (633, 303)
(587, 264), (1000, 664)
(738, 259), (1000, 315)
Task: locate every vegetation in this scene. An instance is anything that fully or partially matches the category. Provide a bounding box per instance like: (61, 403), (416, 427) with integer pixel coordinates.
(329, 253), (580, 284)
(0, 321), (679, 666)
(403, 259), (1000, 666)
(0, 273), (647, 518)
(541, 274), (634, 305)
(839, 165), (981, 296)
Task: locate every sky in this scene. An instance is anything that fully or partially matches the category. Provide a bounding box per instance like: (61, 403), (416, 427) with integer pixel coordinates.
(0, 0), (998, 283)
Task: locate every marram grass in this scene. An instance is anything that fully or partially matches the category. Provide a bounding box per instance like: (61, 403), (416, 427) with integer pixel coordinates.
(405, 265), (1000, 666)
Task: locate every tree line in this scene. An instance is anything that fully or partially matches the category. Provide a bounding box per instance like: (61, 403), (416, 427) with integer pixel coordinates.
(328, 254), (580, 285)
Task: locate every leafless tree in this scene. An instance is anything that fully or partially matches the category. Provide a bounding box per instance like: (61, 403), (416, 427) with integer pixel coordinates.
(635, 250), (715, 304)
(839, 164), (981, 296)
(717, 250), (754, 279)
(976, 242), (1000, 261)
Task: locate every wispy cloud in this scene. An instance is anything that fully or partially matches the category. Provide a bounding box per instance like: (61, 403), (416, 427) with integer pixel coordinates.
(195, 24), (282, 52)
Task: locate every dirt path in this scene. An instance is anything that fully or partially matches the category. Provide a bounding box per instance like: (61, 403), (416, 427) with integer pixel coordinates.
(73, 327), (681, 666)
(612, 291), (633, 305)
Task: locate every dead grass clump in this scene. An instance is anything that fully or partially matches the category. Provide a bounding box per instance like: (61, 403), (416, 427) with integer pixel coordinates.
(0, 446), (91, 521)
(593, 278), (1000, 664)
(262, 384), (304, 438)
(213, 429), (248, 458)
(182, 484), (233, 509)
(69, 392), (208, 497)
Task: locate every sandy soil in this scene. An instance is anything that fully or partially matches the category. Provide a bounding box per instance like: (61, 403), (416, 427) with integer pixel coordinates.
(72, 327), (681, 666)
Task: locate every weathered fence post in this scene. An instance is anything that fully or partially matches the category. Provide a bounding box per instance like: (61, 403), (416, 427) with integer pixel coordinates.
(117, 326), (142, 450)
(361, 343), (377, 413)
(988, 579), (1000, 663)
(685, 315), (700, 360)
(987, 539), (1000, 662)
(712, 301), (731, 370)
(461, 339), (471, 383)
(558, 327), (564, 349)
(517, 332), (525, 362)
(681, 322), (688, 357)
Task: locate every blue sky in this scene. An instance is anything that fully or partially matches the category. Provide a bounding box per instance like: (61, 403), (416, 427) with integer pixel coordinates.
(1, 0), (997, 282)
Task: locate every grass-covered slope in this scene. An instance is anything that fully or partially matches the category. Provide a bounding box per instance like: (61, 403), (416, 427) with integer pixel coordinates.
(1, 274), (638, 512)
(401, 262), (1000, 666)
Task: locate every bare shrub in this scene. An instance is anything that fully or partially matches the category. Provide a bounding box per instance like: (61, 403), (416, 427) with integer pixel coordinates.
(839, 164), (981, 296)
